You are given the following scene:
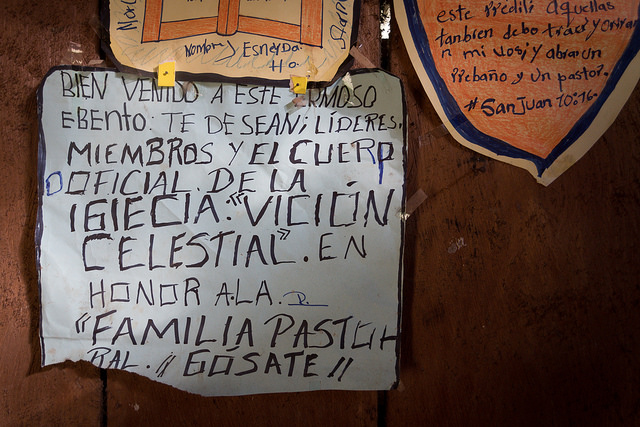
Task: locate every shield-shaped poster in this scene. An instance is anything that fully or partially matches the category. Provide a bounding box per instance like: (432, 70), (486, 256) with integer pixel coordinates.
(395, 0), (640, 185)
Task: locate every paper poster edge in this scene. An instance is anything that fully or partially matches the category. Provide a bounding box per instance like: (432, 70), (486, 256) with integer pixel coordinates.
(538, 51), (640, 185)
(35, 67), (59, 367)
(394, 72), (407, 389)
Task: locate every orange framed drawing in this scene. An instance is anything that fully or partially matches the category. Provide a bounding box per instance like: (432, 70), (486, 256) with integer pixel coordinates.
(102, 0), (359, 84)
(141, 0), (322, 46)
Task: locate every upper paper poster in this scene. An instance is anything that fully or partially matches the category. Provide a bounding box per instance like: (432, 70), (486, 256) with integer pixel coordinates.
(36, 66), (405, 396)
(103, 0), (359, 84)
(395, 0), (640, 185)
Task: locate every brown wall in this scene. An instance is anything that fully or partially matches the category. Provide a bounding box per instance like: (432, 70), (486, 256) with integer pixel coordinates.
(2, 0), (639, 425)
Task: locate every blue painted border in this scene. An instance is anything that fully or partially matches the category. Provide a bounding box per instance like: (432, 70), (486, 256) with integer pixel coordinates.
(403, 1), (640, 176)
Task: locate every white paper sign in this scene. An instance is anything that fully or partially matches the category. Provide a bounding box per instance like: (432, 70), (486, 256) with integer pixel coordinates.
(37, 67), (405, 396)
